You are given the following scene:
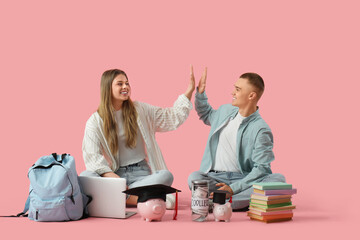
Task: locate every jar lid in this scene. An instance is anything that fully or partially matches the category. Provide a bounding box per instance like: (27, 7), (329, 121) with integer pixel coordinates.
(192, 179), (209, 185)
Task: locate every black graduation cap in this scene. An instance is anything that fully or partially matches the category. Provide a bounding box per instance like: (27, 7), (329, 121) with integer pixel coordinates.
(213, 190), (229, 204)
(123, 184), (181, 203)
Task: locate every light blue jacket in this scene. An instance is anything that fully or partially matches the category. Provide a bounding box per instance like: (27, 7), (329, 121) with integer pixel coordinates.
(195, 90), (274, 194)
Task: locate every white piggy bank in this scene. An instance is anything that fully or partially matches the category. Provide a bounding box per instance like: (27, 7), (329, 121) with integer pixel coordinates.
(137, 198), (166, 222)
(213, 202), (232, 222)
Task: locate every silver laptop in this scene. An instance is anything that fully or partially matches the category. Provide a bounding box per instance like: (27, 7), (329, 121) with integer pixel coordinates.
(79, 176), (136, 219)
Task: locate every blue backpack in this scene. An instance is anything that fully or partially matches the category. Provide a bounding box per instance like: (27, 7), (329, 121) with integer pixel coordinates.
(17, 153), (89, 221)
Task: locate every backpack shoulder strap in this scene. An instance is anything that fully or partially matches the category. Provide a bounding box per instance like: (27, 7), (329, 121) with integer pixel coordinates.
(17, 195), (30, 217)
(1, 193), (30, 218)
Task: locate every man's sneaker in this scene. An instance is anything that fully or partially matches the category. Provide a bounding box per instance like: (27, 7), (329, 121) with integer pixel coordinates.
(166, 194), (175, 210)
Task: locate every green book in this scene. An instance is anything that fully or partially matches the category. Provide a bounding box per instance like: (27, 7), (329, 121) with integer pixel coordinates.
(250, 201), (292, 209)
(249, 205), (296, 212)
(252, 182), (292, 190)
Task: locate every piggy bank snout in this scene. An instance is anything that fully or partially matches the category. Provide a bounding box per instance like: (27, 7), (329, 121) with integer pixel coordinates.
(216, 207), (226, 216)
(152, 204), (163, 214)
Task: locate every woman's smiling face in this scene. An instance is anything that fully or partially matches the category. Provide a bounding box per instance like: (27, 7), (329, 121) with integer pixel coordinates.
(111, 74), (130, 104)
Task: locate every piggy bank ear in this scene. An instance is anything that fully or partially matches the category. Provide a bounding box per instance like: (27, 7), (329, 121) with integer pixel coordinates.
(225, 202), (231, 207)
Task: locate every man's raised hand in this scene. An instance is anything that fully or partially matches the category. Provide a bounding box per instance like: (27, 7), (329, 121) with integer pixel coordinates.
(198, 67), (207, 94)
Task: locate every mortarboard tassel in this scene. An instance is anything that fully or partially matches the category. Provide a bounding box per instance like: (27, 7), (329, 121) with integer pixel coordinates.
(173, 190), (178, 220)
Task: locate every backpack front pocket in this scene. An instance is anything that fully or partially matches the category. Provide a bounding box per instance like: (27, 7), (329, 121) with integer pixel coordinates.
(29, 196), (70, 222)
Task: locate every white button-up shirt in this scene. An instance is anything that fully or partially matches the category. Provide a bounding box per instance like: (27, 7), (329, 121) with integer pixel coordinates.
(82, 94), (192, 175)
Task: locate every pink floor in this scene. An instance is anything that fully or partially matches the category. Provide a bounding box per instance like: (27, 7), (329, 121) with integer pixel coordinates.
(1, 191), (356, 240)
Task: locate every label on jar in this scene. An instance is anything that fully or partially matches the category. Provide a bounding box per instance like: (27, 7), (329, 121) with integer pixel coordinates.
(191, 186), (209, 215)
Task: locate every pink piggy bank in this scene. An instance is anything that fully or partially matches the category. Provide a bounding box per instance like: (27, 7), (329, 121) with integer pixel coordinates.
(137, 199), (166, 222)
(213, 202), (232, 222)
(123, 184), (180, 222)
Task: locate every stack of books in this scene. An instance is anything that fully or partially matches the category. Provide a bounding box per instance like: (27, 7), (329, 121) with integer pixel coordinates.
(247, 182), (296, 223)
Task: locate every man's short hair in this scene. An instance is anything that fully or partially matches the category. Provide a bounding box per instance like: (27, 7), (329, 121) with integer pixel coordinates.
(239, 72), (265, 98)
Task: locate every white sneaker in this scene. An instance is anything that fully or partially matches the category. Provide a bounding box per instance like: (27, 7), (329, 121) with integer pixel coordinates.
(166, 194), (175, 210)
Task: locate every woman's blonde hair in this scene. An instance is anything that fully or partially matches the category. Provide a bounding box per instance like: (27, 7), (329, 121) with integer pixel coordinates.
(97, 69), (138, 156)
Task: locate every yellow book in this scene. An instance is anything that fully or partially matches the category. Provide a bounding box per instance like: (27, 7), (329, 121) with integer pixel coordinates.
(247, 209), (293, 216)
(251, 194), (292, 201)
(253, 188), (297, 195)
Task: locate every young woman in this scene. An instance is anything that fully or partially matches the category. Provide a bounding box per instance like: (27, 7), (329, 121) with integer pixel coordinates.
(81, 68), (195, 208)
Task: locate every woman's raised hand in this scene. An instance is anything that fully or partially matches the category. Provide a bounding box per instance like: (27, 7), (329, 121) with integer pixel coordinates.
(184, 65), (196, 100)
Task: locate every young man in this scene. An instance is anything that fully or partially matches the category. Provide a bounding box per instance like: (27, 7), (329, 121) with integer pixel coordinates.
(188, 68), (285, 210)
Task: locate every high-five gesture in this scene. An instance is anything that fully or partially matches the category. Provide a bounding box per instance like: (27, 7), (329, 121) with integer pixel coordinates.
(184, 65), (207, 99)
(198, 67), (207, 94)
(184, 65), (196, 100)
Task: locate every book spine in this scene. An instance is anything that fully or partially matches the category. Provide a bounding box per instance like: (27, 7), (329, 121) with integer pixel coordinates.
(248, 210), (293, 216)
(250, 201), (292, 209)
(251, 194), (292, 201)
(249, 205), (296, 212)
(253, 183), (292, 190)
(263, 189), (297, 195)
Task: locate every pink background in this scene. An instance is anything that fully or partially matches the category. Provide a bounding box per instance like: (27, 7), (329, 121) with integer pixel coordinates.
(0, 0), (358, 239)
